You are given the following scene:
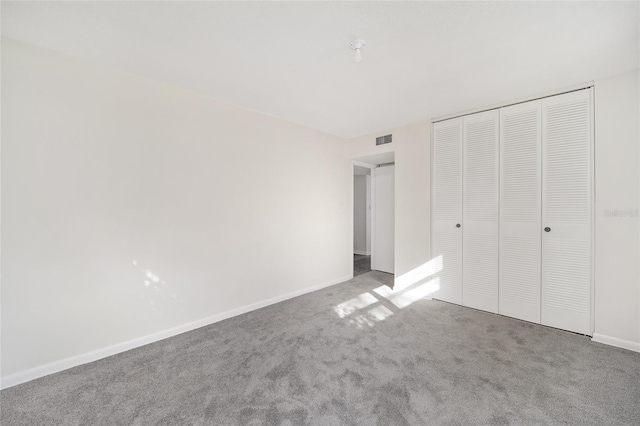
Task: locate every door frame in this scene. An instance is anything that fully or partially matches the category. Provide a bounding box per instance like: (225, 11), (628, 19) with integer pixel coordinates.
(353, 160), (376, 270)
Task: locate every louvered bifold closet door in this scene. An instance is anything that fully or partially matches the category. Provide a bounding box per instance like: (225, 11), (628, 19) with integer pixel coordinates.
(499, 100), (542, 323)
(462, 110), (499, 313)
(432, 118), (463, 305)
(541, 89), (593, 335)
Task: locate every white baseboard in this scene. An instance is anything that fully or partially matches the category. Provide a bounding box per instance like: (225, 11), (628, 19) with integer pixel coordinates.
(0, 274), (352, 390)
(354, 250), (371, 256)
(592, 333), (640, 353)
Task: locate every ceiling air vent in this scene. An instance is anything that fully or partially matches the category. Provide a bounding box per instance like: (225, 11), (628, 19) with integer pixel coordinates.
(376, 134), (393, 146)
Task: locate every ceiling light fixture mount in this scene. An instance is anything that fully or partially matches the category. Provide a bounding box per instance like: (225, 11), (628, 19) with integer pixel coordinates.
(350, 39), (366, 64)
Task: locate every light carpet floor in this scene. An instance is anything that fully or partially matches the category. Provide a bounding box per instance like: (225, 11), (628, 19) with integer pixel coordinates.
(2, 271), (639, 425)
(353, 255), (371, 277)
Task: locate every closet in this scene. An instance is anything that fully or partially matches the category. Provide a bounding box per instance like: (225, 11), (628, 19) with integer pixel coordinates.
(431, 88), (593, 335)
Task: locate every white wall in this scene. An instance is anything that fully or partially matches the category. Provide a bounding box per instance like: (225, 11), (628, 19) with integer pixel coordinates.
(592, 69), (640, 350)
(1, 38), (352, 384)
(353, 175), (368, 254)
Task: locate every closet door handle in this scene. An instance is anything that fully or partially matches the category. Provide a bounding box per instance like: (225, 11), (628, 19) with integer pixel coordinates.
(456, 224), (461, 228)
(544, 227), (551, 232)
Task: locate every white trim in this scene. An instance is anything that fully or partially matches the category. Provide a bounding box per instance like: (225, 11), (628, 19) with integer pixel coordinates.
(0, 274), (353, 390)
(352, 160), (377, 169)
(430, 121), (435, 274)
(431, 81), (594, 123)
(354, 250), (371, 256)
(592, 333), (640, 353)
(370, 167), (377, 271)
(589, 87), (596, 336)
(350, 163), (354, 264)
(366, 174), (371, 255)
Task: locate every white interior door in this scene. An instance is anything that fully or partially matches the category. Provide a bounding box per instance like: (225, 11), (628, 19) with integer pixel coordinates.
(432, 118), (463, 305)
(541, 89), (593, 335)
(373, 165), (394, 274)
(462, 110), (500, 313)
(499, 100), (542, 323)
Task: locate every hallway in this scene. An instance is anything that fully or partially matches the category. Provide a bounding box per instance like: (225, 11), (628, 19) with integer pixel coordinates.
(354, 254), (371, 277)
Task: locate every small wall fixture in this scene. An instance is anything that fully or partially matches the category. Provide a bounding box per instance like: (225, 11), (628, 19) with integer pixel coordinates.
(350, 39), (366, 63)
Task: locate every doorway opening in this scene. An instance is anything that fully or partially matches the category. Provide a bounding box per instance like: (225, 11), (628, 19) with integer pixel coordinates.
(353, 164), (371, 276)
(352, 152), (395, 278)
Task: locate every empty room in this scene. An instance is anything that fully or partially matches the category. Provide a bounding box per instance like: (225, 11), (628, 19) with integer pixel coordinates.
(2, 1), (639, 425)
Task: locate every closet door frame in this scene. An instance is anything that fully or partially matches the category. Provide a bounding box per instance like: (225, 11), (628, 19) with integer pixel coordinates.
(430, 84), (594, 336)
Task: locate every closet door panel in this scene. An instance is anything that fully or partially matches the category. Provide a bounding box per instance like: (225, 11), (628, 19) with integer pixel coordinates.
(432, 118), (463, 305)
(541, 89), (592, 335)
(499, 100), (542, 323)
(462, 110), (499, 313)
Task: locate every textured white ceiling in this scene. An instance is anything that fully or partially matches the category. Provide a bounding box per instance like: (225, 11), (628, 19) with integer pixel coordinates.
(2, 1), (638, 138)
